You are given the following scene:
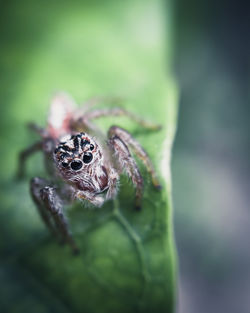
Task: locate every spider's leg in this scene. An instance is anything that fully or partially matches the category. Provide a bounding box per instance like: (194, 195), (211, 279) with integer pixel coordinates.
(108, 126), (161, 190)
(16, 141), (43, 179)
(76, 95), (124, 115)
(77, 96), (123, 114)
(41, 186), (79, 254)
(30, 177), (79, 254)
(108, 135), (143, 210)
(71, 97), (124, 134)
(71, 117), (102, 134)
(83, 107), (161, 131)
(75, 190), (105, 207)
(30, 177), (57, 237)
(27, 122), (48, 137)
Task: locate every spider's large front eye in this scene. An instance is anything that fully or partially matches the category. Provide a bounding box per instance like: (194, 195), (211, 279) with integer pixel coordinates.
(70, 160), (83, 171)
(83, 152), (93, 164)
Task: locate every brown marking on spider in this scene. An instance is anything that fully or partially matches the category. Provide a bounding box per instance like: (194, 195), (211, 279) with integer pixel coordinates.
(17, 92), (162, 253)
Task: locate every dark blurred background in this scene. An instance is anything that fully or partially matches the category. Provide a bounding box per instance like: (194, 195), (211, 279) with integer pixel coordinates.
(173, 1), (250, 312)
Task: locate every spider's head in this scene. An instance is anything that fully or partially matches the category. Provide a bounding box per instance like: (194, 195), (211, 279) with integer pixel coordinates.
(53, 132), (101, 179)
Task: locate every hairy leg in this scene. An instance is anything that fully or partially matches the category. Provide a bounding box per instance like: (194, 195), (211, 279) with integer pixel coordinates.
(30, 177), (79, 254)
(71, 97), (124, 134)
(108, 126), (161, 189)
(83, 107), (161, 131)
(108, 135), (143, 210)
(28, 122), (48, 137)
(76, 95), (124, 115)
(71, 117), (101, 135)
(16, 141), (43, 179)
(30, 177), (57, 236)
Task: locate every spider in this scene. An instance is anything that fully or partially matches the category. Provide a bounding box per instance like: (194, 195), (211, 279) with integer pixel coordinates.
(17, 93), (162, 253)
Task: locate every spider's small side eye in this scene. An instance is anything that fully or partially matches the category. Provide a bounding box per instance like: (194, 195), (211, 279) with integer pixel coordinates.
(90, 144), (94, 151)
(60, 152), (70, 160)
(62, 162), (68, 168)
(71, 160), (83, 171)
(83, 152), (93, 164)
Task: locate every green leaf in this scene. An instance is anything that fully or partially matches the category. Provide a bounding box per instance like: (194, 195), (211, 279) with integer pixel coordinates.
(0, 1), (178, 312)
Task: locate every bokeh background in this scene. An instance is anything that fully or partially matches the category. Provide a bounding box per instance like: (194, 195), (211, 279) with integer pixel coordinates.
(173, 1), (250, 312)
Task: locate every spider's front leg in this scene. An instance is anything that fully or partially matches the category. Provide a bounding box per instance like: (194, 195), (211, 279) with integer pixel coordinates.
(30, 177), (79, 254)
(108, 126), (161, 189)
(108, 134), (143, 210)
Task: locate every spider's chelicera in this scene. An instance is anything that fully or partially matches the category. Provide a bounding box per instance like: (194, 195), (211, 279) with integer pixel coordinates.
(17, 93), (161, 253)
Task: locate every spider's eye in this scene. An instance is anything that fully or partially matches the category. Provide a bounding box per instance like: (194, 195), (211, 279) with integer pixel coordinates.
(70, 160), (83, 171)
(62, 162), (68, 168)
(90, 144), (94, 151)
(60, 152), (70, 160)
(83, 152), (93, 164)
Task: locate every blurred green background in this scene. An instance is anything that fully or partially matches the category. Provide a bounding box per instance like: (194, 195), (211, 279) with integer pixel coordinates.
(0, 1), (177, 313)
(173, 1), (250, 313)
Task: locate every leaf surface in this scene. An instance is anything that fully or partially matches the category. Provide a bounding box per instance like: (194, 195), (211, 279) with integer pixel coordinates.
(0, 1), (178, 312)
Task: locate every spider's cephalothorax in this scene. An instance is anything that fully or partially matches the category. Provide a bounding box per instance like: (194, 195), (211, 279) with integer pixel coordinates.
(17, 93), (161, 253)
(54, 133), (109, 195)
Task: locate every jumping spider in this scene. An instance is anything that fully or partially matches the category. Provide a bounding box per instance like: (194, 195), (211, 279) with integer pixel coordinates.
(17, 93), (161, 253)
